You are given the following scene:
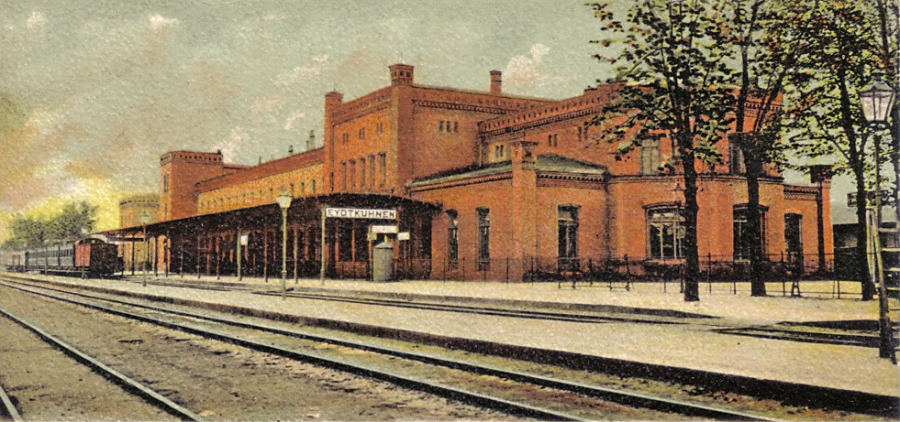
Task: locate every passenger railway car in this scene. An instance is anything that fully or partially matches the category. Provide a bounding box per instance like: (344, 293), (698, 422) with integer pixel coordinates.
(1, 237), (119, 277)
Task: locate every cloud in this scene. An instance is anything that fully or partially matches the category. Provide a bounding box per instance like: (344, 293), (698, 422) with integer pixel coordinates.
(283, 110), (304, 131)
(26, 12), (46, 29)
(275, 55), (329, 87)
(149, 14), (179, 32)
(212, 127), (246, 162)
(503, 43), (562, 91)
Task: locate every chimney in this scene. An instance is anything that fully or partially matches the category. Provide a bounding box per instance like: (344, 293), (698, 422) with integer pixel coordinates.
(307, 130), (316, 150)
(389, 64), (415, 86)
(490, 70), (502, 96)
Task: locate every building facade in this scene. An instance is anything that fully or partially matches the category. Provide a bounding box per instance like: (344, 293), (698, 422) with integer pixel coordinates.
(115, 64), (833, 282)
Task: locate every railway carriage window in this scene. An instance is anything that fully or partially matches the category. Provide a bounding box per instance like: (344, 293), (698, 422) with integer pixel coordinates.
(647, 207), (685, 260)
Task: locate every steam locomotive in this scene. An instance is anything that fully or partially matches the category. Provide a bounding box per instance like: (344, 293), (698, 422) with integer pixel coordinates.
(1, 237), (119, 278)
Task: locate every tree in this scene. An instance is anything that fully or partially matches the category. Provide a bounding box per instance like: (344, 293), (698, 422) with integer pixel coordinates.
(590, 0), (736, 301)
(1, 201), (98, 250)
(725, 0), (810, 296)
(783, 0), (885, 300)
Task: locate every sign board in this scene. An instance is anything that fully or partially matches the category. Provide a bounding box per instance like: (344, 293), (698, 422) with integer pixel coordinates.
(240, 235), (249, 246)
(367, 232), (377, 241)
(397, 232), (410, 241)
(325, 208), (396, 220)
(370, 225), (398, 234)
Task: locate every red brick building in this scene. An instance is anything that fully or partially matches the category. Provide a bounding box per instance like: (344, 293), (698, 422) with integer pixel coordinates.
(114, 64), (832, 282)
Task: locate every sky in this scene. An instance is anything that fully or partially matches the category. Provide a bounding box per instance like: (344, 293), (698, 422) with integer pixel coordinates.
(0, 0), (870, 243)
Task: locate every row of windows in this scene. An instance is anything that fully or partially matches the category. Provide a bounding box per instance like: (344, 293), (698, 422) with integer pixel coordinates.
(31, 248), (74, 258)
(446, 206), (579, 269)
(341, 122), (387, 144)
(439, 120), (459, 133)
(444, 204), (800, 263)
(199, 179), (318, 213)
(647, 205), (801, 261)
(340, 152), (387, 191)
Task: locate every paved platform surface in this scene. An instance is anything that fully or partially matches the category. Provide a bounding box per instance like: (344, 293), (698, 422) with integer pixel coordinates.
(12, 272), (900, 398)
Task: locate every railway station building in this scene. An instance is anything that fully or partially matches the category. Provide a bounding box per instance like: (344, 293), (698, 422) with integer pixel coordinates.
(110, 64), (833, 282)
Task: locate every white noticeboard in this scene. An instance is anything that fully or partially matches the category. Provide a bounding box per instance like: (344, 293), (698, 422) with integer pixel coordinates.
(240, 235), (249, 246)
(325, 208), (396, 219)
(371, 225), (399, 234)
(397, 232), (410, 241)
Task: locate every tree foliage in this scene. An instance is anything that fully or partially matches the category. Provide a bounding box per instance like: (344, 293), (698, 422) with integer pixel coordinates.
(590, 0), (737, 301)
(780, 0), (895, 300)
(2, 201), (98, 250)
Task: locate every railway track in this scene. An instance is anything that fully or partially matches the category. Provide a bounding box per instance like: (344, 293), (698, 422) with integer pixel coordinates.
(0, 276), (778, 421)
(0, 306), (202, 421)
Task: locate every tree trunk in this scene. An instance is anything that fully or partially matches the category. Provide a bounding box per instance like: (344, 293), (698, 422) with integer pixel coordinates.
(855, 166), (877, 301)
(745, 147), (767, 297)
(682, 149), (701, 302)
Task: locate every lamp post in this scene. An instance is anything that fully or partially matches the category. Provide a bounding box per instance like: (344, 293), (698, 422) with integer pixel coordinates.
(140, 211), (151, 287)
(673, 183), (685, 292)
(859, 72), (896, 362)
(276, 192), (292, 300)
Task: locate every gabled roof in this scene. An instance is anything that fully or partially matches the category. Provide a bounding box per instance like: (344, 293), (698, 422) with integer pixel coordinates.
(408, 154), (607, 188)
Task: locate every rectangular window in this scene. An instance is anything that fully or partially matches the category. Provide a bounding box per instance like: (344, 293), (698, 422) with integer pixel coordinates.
(312, 180), (316, 194)
(354, 223), (369, 262)
(376, 122), (384, 134)
(338, 225), (353, 262)
(647, 207), (685, 260)
(349, 160), (356, 190)
(378, 153), (387, 187)
(439, 121), (444, 132)
(359, 157), (366, 189)
(477, 207), (490, 271)
(447, 210), (459, 264)
(341, 162), (347, 191)
(729, 141), (746, 175)
(359, 128), (365, 140)
(454, 121), (459, 133)
(784, 214), (803, 264)
(369, 155), (376, 187)
(163, 175), (169, 193)
(300, 182), (305, 195)
(640, 137), (660, 175)
(733, 206), (767, 260)
(558, 206), (579, 270)
(342, 133), (349, 144)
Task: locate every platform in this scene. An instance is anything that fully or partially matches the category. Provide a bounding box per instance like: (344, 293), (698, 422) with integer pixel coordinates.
(11, 272), (900, 399)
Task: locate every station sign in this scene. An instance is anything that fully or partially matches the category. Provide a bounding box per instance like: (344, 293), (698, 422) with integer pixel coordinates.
(370, 225), (399, 234)
(325, 208), (396, 220)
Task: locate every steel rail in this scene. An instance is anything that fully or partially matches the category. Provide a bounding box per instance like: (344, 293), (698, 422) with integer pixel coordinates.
(0, 306), (205, 422)
(266, 290), (685, 325)
(0, 281), (588, 421)
(1, 278), (774, 421)
(0, 382), (23, 422)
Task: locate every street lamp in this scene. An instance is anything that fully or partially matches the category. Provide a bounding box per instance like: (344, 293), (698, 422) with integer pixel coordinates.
(139, 210), (151, 287)
(276, 191), (292, 300)
(859, 71), (896, 362)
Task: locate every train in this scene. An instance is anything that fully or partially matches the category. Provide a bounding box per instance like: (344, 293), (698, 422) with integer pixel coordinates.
(1, 237), (120, 278)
